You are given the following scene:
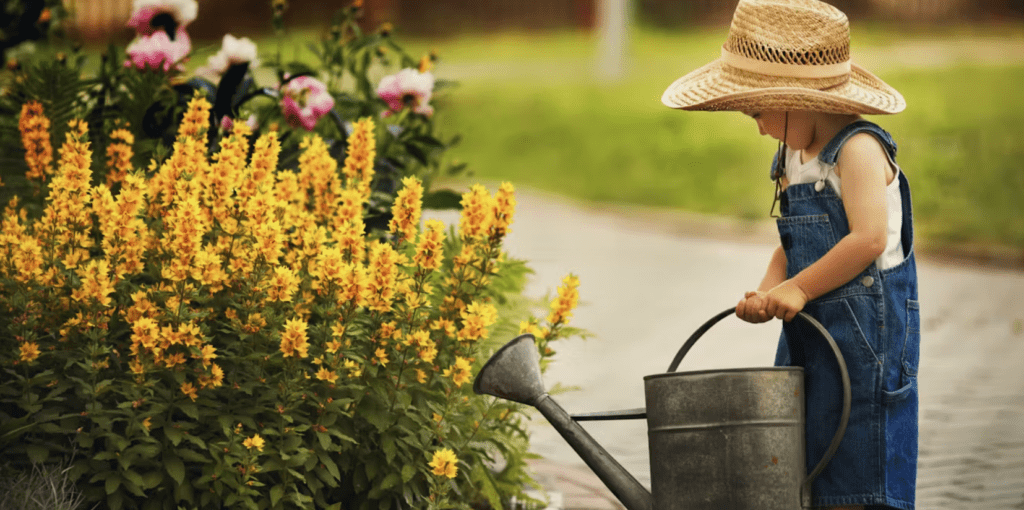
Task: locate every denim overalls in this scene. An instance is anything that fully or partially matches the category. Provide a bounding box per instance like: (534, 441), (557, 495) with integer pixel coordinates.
(771, 121), (920, 510)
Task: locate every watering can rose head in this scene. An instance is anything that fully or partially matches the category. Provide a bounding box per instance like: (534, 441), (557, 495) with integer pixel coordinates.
(377, 68), (435, 117)
(280, 75), (335, 131)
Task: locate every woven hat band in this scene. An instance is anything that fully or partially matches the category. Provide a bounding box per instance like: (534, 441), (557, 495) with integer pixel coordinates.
(720, 46), (851, 79)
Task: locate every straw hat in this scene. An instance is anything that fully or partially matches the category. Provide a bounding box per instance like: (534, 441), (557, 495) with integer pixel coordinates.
(661, 0), (905, 114)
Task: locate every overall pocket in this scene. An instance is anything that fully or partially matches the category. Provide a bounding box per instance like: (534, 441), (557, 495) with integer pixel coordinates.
(883, 299), (920, 402)
(776, 214), (837, 277)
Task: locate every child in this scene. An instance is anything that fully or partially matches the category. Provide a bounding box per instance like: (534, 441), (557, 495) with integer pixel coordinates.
(661, 1), (920, 509)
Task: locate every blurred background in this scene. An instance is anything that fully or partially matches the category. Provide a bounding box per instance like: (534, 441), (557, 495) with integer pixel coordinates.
(63, 0), (1024, 264)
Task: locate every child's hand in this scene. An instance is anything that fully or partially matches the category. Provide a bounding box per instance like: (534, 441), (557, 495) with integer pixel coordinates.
(736, 291), (771, 323)
(764, 280), (809, 322)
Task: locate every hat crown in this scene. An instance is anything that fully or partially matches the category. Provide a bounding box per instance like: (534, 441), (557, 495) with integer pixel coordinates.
(725, 0), (850, 67)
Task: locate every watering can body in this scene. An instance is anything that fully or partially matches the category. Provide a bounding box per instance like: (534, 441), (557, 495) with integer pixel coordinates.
(645, 367), (806, 510)
(474, 308), (849, 510)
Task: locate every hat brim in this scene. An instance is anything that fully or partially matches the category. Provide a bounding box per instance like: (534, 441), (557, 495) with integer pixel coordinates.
(661, 60), (905, 115)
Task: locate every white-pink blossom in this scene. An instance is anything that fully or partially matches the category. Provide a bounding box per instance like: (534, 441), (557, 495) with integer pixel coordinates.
(196, 34), (259, 81)
(377, 68), (435, 116)
(127, 0), (197, 36)
(124, 28), (191, 72)
(280, 75), (335, 131)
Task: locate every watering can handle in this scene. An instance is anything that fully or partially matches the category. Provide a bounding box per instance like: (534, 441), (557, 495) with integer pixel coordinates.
(666, 308), (851, 509)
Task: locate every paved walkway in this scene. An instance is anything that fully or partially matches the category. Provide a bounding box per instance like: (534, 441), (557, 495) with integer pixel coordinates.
(456, 187), (1024, 510)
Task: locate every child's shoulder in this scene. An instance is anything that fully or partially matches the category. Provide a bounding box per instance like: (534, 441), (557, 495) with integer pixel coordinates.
(835, 131), (895, 179)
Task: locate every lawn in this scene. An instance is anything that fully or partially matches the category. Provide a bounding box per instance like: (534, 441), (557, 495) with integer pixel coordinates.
(405, 26), (1024, 253)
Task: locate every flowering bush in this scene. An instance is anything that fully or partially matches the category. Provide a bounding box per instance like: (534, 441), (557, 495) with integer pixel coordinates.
(1, 0), (464, 233)
(0, 94), (583, 509)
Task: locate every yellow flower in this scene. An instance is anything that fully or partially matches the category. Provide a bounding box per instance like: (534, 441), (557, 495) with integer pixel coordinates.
(19, 341), (40, 363)
(196, 344), (217, 367)
(142, 417), (152, 431)
(265, 266), (299, 302)
(315, 368), (339, 383)
(442, 357), (473, 387)
(243, 434), (265, 452)
(341, 118), (376, 186)
(429, 448), (458, 479)
(415, 369), (427, 383)
(18, 101), (53, 181)
(280, 317), (310, 359)
(178, 94), (212, 140)
(105, 127), (135, 186)
(491, 182), (516, 238)
(375, 347), (388, 366)
(180, 382), (198, 402)
(458, 184), (494, 240)
(547, 274), (580, 326)
(343, 358), (363, 378)
(366, 242), (401, 313)
(388, 176), (423, 244)
(457, 301), (497, 342)
(325, 340), (343, 354)
(413, 219), (445, 271)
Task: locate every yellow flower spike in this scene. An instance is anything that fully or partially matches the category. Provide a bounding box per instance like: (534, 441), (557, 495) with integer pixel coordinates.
(178, 94), (212, 141)
(243, 434), (265, 452)
(492, 182), (516, 238)
(429, 448), (458, 479)
(366, 242), (400, 313)
(18, 101), (54, 181)
(442, 357), (473, 387)
(266, 266), (300, 302)
(413, 219), (446, 271)
(105, 128), (135, 186)
(341, 118), (376, 184)
(280, 317), (310, 359)
(457, 301), (497, 343)
(547, 274), (581, 326)
(458, 184), (494, 240)
(388, 176), (423, 245)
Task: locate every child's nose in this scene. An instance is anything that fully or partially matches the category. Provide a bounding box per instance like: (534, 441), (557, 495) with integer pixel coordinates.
(756, 119), (767, 136)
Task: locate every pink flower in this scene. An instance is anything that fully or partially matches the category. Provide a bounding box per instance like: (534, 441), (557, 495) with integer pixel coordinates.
(127, 0), (197, 37)
(124, 28), (191, 72)
(377, 68), (435, 117)
(280, 75), (335, 131)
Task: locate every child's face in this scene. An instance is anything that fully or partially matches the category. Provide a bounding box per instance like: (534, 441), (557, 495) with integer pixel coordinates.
(743, 110), (813, 150)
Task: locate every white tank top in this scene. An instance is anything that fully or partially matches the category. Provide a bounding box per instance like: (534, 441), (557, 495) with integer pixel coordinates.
(784, 148), (905, 270)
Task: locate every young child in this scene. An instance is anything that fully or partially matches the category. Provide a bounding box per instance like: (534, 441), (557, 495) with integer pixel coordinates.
(661, 1), (919, 509)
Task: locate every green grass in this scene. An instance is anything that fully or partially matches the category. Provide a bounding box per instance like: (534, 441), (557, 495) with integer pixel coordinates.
(415, 26), (1024, 250)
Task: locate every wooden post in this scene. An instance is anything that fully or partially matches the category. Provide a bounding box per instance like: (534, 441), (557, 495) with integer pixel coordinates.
(596, 0), (629, 81)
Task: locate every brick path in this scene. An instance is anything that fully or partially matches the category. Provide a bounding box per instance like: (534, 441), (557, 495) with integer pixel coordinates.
(480, 188), (1024, 510)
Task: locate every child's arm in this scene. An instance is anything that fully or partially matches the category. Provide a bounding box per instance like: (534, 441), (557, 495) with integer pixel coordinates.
(737, 244), (787, 323)
(763, 133), (891, 321)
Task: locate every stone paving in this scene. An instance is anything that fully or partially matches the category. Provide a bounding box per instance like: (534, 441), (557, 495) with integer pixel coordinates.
(457, 187), (1024, 510)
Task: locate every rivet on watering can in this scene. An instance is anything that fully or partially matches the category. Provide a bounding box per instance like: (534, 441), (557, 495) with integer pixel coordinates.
(861, 276), (875, 287)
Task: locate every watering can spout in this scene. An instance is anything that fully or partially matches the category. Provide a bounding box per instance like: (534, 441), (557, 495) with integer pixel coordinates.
(474, 335), (653, 510)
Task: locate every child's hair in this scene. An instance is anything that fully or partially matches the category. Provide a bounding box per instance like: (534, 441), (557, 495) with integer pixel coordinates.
(661, 0), (904, 115)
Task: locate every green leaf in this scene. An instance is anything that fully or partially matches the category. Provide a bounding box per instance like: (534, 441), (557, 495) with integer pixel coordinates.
(141, 470), (163, 490)
(164, 426), (183, 446)
(26, 444), (49, 464)
(164, 452), (185, 485)
(422, 189), (463, 210)
(401, 463), (416, 483)
(270, 484), (285, 507)
(106, 474), (122, 495)
(471, 463), (502, 510)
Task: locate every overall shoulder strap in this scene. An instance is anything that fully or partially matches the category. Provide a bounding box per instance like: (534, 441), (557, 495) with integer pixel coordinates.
(817, 120), (898, 167)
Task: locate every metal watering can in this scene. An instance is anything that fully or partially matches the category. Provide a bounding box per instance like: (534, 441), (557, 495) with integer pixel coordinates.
(473, 308), (851, 510)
